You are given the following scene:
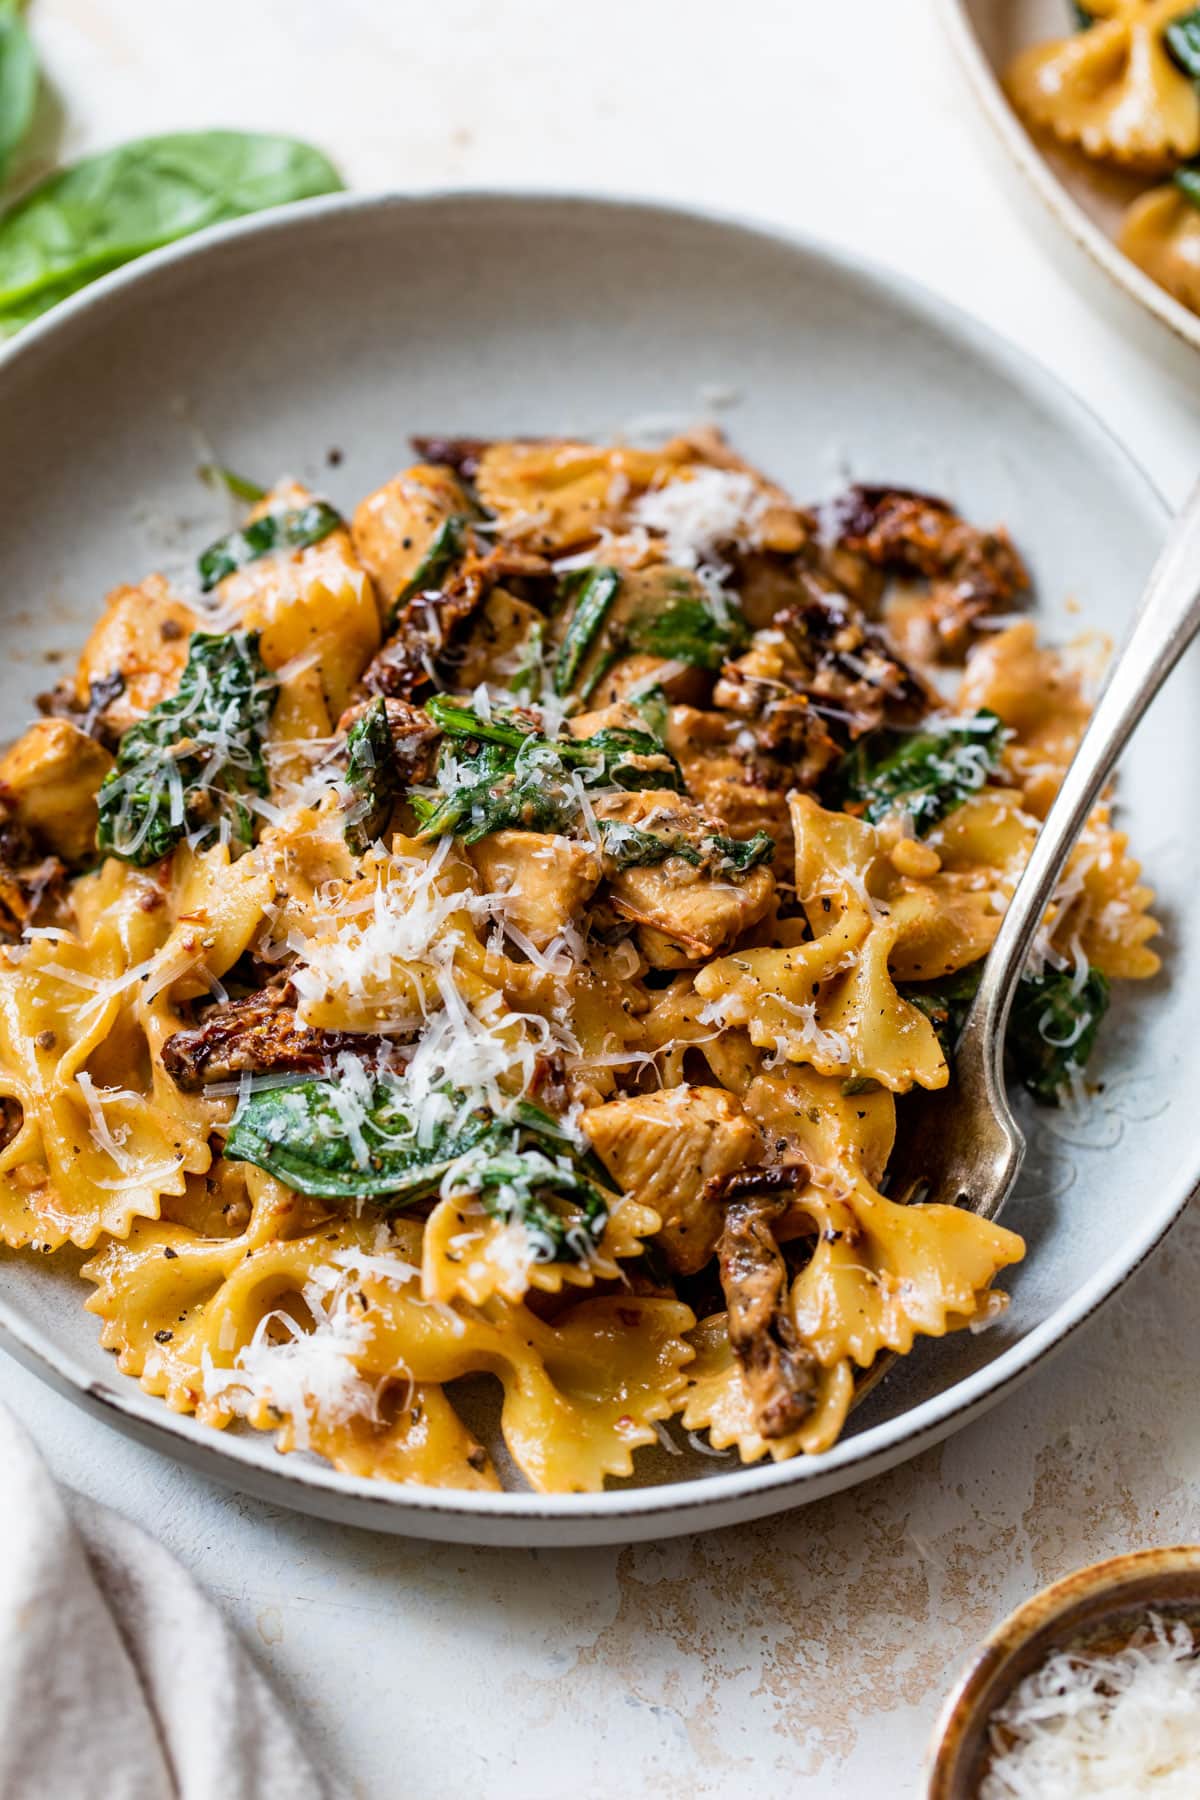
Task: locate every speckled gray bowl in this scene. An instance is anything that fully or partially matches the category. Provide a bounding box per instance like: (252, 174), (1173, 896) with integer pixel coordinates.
(0, 191), (1192, 1545)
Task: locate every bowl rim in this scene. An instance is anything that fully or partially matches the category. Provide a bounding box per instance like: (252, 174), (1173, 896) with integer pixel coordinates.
(936, 0), (1200, 356)
(926, 1543), (1200, 1796)
(0, 184), (1188, 1531)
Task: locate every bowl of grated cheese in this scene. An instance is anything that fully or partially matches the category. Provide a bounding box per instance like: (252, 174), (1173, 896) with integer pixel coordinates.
(928, 1545), (1200, 1799)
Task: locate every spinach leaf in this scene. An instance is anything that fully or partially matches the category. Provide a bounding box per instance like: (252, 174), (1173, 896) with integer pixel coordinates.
(830, 710), (1005, 835)
(97, 631), (276, 865)
(415, 699), (684, 843)
(225, 1073), (610, 1261)
(342, 696), (400, 855)
(198, 499), (342, 590)
(199, 464), (267, 504)
(1009, 965), (1110, 1106)
(1166, 8), (1200, 80)
(554, 566), (621, 696)
(0, 0), (36, 186)
(1069, 2), (1094, 26)
(1175, 162), (1200, 210)
(389, 515), (470, 626)
(902, 959), (1110, 1105)
(624, 593), (747, 669)
(0, 131), (343, 336)
(598, 818), (774, 875)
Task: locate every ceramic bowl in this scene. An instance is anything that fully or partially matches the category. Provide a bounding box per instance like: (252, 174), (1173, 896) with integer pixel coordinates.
(0, 191), (1193, 1544)
(940, 0), (1200, 355)
(927, 1545), (1200, 1796)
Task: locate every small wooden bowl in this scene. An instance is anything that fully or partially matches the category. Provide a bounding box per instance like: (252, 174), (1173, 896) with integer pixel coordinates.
(926, 1545), (1200, 1798)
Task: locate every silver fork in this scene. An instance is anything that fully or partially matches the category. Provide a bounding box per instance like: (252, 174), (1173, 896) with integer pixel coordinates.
(885, 480), (1200, 1216)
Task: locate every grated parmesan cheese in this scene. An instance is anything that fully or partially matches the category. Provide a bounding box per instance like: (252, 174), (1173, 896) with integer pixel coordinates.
(981, 1614), (1200, 1799)
(629, 468), (768, 576)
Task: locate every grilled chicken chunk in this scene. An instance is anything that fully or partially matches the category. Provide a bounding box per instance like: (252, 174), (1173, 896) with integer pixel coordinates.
(582, 1085), (763, 1275)
(0, 719), (113, 865)
(717, 1172), (822, 1438)
(470, 830), (601, 951)
(593, 789), (775, 964)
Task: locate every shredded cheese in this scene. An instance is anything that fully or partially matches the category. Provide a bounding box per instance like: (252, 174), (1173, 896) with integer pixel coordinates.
(981, 1615), (1200, 1799)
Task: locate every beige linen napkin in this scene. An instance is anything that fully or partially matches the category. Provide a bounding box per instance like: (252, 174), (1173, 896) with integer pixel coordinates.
(0, 1402), (336, 1799)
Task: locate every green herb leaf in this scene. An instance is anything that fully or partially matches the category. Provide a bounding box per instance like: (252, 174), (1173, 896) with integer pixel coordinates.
(0, 131), (343, 336)
(198, 499), (342, 590)
(225, 1072), (610, 1261)
(1175, 162), (1200, 210)
(902, 959), (1111, 1106)
(0, 1), (36, 187)
(1009, 965), (1110, 1106)
(554, 566), (621, 696)
(389, 515), (470, 626)
(1166, 8), (1200, 80)
(342, 697), (400, 855)
(96, 631), (276, 865)
(830, 710), (1005, 836)
(624, 593), (747, 669)
(199, 464), (268, 504)
(598, 818), (773, 875)
(415, 700), (684, 844)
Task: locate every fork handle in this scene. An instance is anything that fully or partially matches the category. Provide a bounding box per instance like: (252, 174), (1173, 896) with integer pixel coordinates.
(958, 478), (1200, 1124)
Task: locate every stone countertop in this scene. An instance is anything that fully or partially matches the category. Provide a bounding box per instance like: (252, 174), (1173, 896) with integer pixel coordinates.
(4, 2), (1200, 1795)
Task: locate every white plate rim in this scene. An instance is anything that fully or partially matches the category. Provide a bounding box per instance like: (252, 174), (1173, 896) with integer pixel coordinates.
(937, 0), (1200, 355)
(0, 185), (1186, 1539)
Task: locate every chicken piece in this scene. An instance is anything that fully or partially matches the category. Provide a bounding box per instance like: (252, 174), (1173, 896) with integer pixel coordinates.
(449, 588), (544, 691)
(717, 1174), (822, 1438)
(351, 464), (474, 618)
(831, 485), (1029, 661)
(162, 982), (381, 1090)
(469, 830), (600, 951)
(594, 789), (776, 964)
(582, 1085), (763, 1275)
(0, 719), (113, 864)
(57, 575), (197, 740)
(662, 706), (795, 867)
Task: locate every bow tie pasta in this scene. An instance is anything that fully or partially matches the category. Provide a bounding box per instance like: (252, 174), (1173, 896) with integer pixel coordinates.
(0, 436), (1158, 1491)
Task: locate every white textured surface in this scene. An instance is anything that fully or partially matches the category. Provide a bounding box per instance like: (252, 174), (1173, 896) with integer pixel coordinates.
(4, 3), (1200, 1796)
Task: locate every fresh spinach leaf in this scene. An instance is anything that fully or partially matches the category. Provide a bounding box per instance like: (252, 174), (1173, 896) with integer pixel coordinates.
(554, 566), (621, 696)
(96, 630), (276, 864)
(342, 696), (400, 855)
(197, 499), (342, 590)
(830, 710), (1005, 835)
(624, 593), (747, 669)
(199, 464), (267, 504)
(0, 0), (36, 186)
(1009, 964), (1110, 1105)
(389, 515), (470, 626)
(225, 1072), (610, 1261)
(0, 131), (342, 336)
(1175, 162), (1200, 210)
(1166, 8), (1200, 80)
(598, 818), (774, 876)
(415, 699), (684, 843)
(902, 959), (1110, 1105)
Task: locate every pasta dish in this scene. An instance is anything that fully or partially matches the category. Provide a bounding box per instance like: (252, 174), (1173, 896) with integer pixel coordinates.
(0, 431), (1160, 1493)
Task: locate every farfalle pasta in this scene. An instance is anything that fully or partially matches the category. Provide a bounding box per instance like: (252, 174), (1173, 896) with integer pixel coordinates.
(0, 434), (1159, 1491)
(1006, 2), (1200, 317)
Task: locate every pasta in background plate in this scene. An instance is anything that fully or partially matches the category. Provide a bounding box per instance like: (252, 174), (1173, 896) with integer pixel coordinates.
(1006, 0), (1200, 317)
(0, 431), (1159, 1492)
